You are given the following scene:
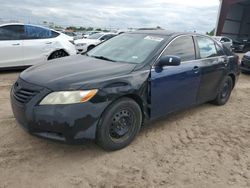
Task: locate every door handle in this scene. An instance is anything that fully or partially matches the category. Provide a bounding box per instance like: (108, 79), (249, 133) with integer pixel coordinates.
(46, 42), (52, 44)
(193, 66), (200, 73)
(12, 43), (20, 46)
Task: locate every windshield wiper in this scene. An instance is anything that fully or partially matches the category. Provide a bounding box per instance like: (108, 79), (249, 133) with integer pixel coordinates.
(91, 55), (117, 62)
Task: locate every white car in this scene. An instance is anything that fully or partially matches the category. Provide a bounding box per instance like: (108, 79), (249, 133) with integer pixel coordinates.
(0, 23), (77, 69)
(212, 36), (233, 50)
(82, 31), (101, 39)
(75, 33), (117, 53)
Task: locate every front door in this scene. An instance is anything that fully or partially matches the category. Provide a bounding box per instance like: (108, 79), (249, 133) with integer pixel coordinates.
(0, 25), (24, 68)
(150, 35), (201, 119)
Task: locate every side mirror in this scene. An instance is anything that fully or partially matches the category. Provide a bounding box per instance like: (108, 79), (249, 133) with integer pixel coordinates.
(157, 55), (181, 67)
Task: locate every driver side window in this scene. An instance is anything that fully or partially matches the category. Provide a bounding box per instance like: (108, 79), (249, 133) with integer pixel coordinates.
(162, 36), (196, 62)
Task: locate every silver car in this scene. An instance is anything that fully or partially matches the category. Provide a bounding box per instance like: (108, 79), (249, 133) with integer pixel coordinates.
(213, 36), (233, 50)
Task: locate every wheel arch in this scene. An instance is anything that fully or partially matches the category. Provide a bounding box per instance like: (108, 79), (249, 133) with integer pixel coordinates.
(228, 73), (236, 88)
(47, 49), (69, 60)
(87, 45), (96, 51)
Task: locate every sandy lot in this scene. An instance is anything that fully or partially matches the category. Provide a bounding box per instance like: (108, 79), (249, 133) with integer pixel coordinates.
(0, 66), (250, 187)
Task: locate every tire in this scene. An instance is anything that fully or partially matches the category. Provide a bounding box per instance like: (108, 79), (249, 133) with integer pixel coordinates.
(96, 98), (142, 151)
(87, 45), (95, 51)
(212, 76), (233, 106)
(48, 50), (68, 60)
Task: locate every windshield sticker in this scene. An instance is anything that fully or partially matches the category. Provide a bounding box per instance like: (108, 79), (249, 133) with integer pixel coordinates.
(144, 36), (164, 42)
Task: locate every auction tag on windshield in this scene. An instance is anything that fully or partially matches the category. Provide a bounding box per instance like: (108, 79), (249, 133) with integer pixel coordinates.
(144, 36), (164, 42)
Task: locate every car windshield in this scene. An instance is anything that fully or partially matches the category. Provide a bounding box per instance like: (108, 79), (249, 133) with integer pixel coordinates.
(87, 33), (103, 39)
(87, 33), (165, 64)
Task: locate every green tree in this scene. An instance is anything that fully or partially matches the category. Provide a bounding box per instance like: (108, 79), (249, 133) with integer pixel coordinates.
(66, 26), (77, 31)
(206, 28), (215, 36)
(86, 27), (94, 31)
(95, 28), (102, 31)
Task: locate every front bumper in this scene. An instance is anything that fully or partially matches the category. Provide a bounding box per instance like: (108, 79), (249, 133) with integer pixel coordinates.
(75, 45), (88, 54)
(10, 78), (108, 143)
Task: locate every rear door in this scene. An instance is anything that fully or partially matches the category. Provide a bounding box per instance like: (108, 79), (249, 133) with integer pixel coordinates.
(150, 35), (201, 119)
(0, 25), (24, 68)
(194, 36), (228, 103)
(22, 25), (59, 65)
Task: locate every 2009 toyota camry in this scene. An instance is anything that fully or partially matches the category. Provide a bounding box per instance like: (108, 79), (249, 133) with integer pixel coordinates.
(11, 30), (240, 150)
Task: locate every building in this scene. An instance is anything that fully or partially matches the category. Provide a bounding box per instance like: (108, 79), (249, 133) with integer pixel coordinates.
(215, 0), (250, 39)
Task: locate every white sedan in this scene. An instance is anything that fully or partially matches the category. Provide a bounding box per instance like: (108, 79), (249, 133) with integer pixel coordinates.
(75, 33), (117, 53)
(0, 23), (77, 69)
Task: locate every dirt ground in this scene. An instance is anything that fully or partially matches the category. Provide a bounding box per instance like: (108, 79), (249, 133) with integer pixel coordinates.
(0, 61), (250, 187)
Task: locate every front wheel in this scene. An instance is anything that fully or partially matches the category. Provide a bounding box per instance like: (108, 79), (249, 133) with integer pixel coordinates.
(212, 76), (233, 106)
(96, 98), (142, 151)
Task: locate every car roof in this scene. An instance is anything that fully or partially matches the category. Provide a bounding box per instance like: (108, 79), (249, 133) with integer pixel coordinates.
(129, 30), (204, 37)
(96, 32), (117, 36)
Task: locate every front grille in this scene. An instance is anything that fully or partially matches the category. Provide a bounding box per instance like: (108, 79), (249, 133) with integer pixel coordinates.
(12, 80), (40, 104)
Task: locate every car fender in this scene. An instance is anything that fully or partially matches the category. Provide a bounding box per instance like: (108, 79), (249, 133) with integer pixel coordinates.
(87, 70), (151, 121)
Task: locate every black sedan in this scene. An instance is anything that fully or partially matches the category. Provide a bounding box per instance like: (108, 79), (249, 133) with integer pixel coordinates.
(241, 52), (250, 73)
(232, 39), (250, 53)
(11, 31), (240, 150)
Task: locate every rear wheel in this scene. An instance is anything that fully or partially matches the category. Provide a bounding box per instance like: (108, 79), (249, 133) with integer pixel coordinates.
(96, 98), (142, 151)
(48, 50), (68, 60)
(212, 76), (233, 106)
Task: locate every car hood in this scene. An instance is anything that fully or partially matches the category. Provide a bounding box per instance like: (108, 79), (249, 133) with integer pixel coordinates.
(74, 38), (100, 44)
(20, 55), (137, 91)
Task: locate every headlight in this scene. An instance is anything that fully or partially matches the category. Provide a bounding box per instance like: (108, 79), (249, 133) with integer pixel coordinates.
(39, 90), (98, 105)
(76, 43), (86, 47)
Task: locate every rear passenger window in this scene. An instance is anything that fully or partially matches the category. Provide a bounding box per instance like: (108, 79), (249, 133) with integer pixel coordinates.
(24, 25), (59, 39)
(196, 37), (218, 58)
(0, 25), (24, 40)
(163, 36), (195, 62)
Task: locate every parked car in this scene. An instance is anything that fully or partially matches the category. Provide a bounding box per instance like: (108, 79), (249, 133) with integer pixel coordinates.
(232, 38), (250, 53)
(213, 36), (233, 50)
(75, 33), (116, 53)
(63, 31), (83, 40)
(63, 31), (76, 37)
(0, 23), (77, 69)
(240, 51), (250, 73)
(11, 31), (240, 151)
(82, 31), (101, 38)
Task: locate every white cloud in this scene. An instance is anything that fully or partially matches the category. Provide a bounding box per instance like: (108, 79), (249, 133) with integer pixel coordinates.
(0, 0), (220, 33)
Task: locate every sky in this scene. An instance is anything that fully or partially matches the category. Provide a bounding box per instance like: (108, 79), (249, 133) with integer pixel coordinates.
(0, 0), (220, 33)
